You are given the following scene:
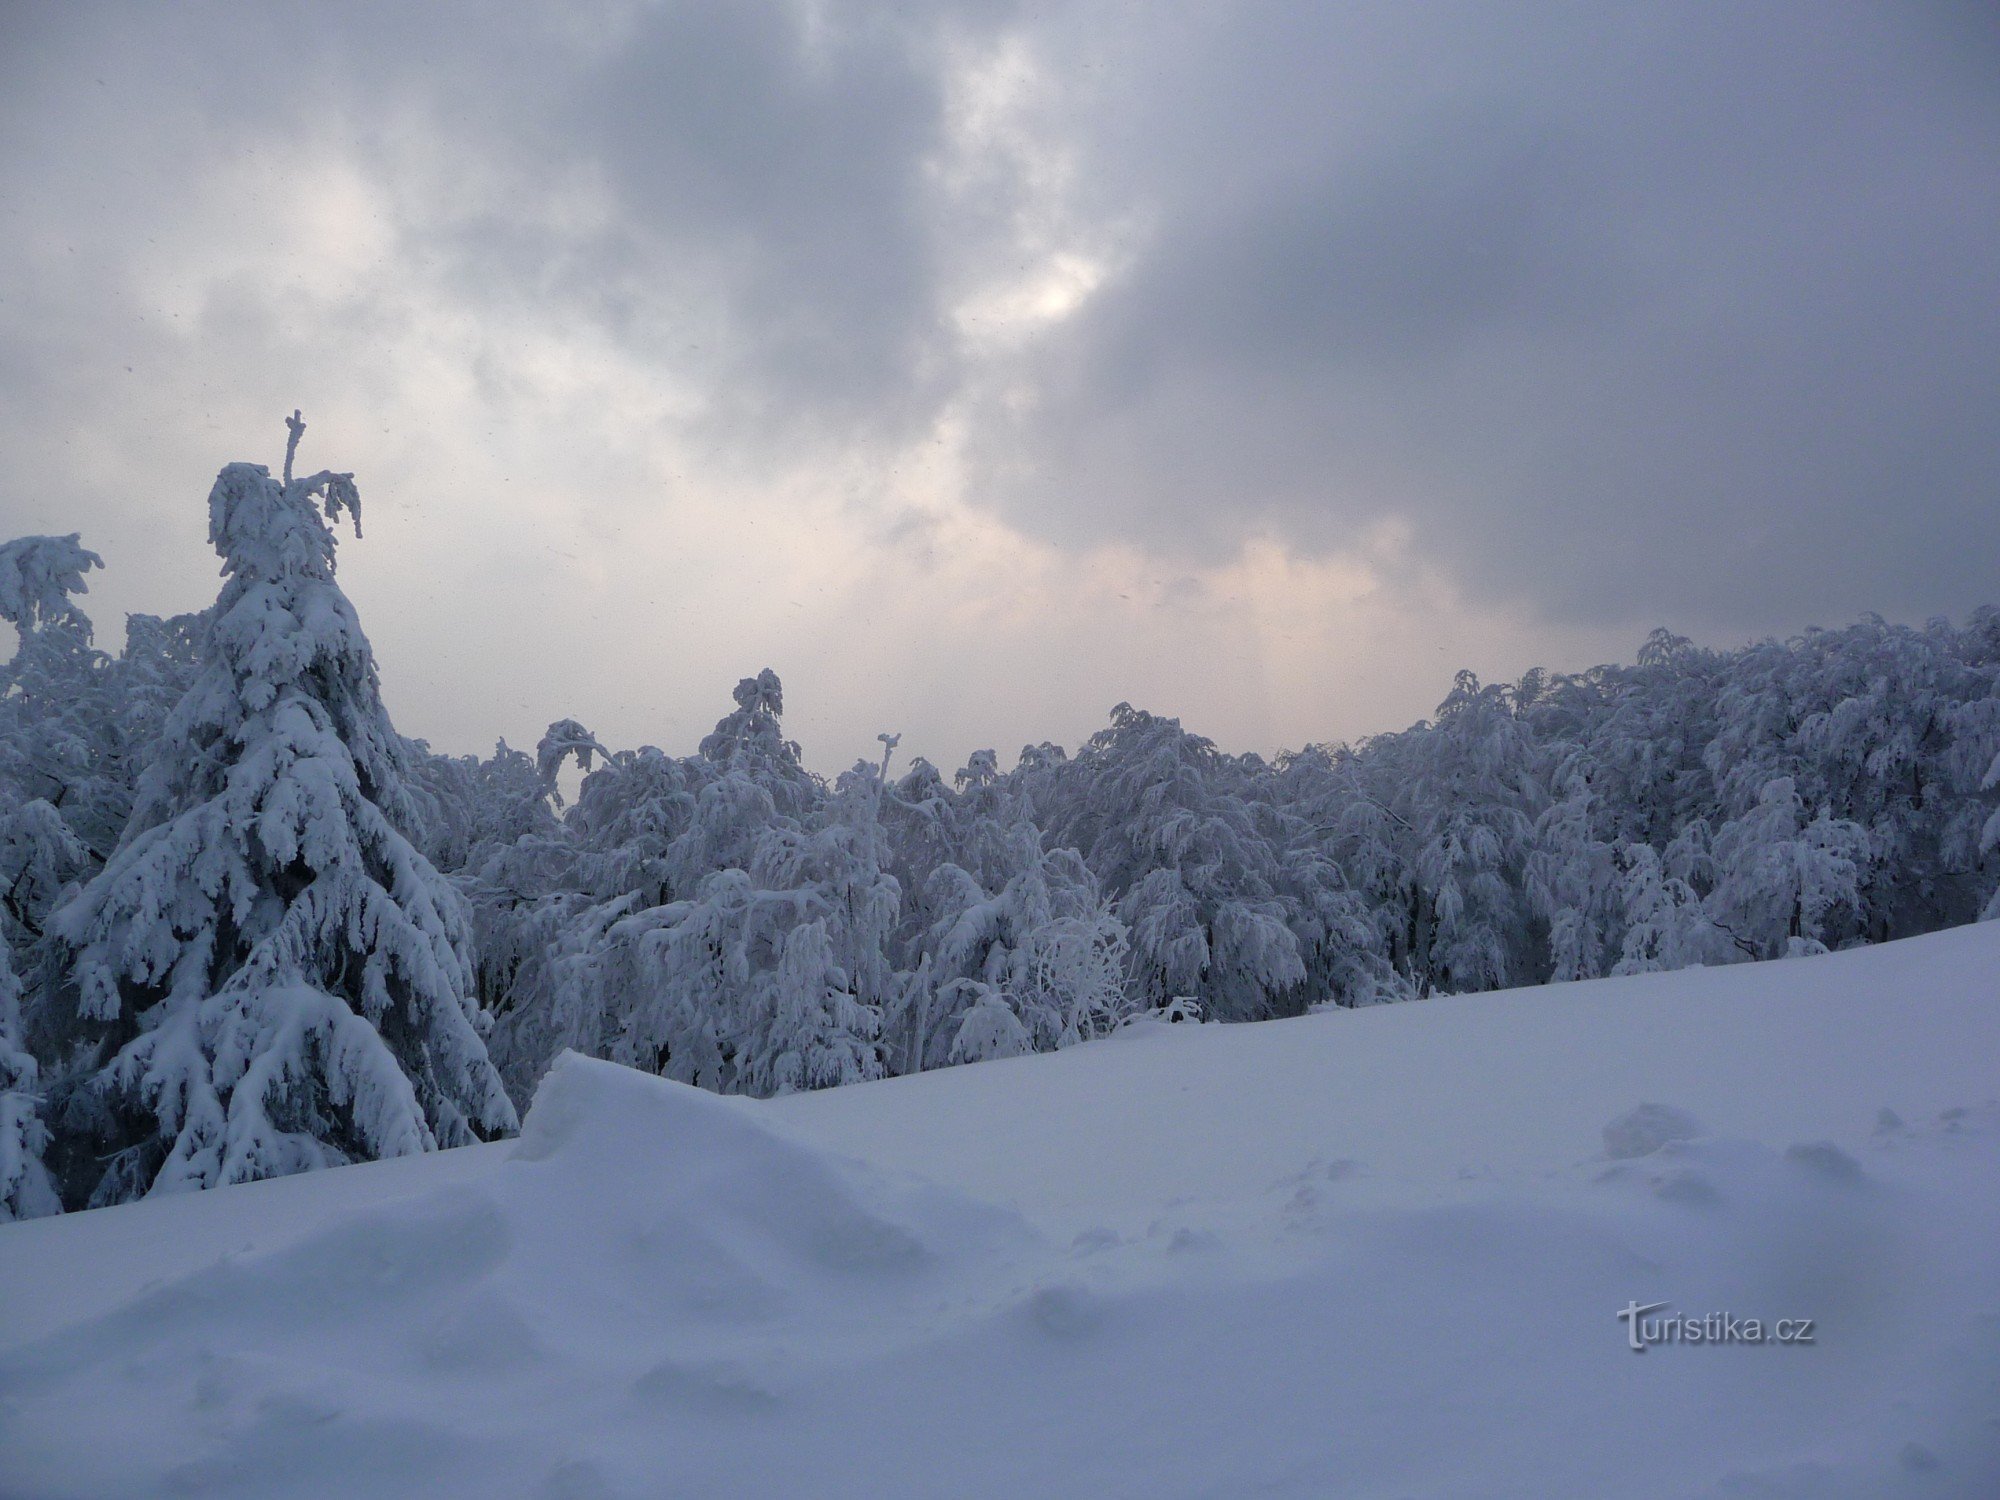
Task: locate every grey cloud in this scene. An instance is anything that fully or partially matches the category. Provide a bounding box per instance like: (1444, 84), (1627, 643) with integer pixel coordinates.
(1, 1), (1008, 482)
(976, 100), (1623, 549)
(4, 0), (1998, 767)
(558, 3), (957, 440)
(351, 0), (1019, 456)
(968, 2), (2000, 633)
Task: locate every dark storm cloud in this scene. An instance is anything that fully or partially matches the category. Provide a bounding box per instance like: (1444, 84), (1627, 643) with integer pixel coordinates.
(563, 5), (947, 430)
(3, 0), (1996, 661)
(969, 1), (2000, 632)
(375, 0), (1007, 450)
(0, 0), (999, 479)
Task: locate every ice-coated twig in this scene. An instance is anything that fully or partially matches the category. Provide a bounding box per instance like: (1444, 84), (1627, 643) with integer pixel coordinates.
(283, 409), (305, 487)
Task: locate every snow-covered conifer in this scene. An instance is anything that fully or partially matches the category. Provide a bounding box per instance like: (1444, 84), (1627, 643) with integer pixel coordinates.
(0, 535), (126, 865)
(490, 675), (888, 1100)
(52, 419), (515, 1204)
(0, 533), (102, 636)
(0, 925), (60, 1220)
(698, 669), (818, 822)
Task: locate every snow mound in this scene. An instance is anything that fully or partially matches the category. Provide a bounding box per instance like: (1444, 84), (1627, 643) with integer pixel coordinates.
(0, 1051), (1040, 1498)
(507, 1050), (1033, 1288)
(1603, 1101), (1705, 1159)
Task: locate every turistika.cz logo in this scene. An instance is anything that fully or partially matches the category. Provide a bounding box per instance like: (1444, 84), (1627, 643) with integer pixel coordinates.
(1616, 1301), (1816, 1352)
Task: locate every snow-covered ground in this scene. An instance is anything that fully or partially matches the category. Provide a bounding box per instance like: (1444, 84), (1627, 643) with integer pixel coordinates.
(3, 925), (1998, 1499)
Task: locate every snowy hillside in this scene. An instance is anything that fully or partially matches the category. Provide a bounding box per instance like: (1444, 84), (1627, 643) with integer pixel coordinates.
(3, 924), (1998, 1499)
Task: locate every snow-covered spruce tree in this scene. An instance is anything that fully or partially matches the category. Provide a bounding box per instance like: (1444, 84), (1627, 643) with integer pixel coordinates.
(0, 797), (92, 1093)
(0, 533), (124, 1216)
(0, 534), (130, 872)
(696, 668), (819, 826)
(52, 417), (515, 1205)
(107, 611), (205, 794)
(0, 923), (60, 1219)
(0, 533), (101, 638)
(0, 799), (92, 946)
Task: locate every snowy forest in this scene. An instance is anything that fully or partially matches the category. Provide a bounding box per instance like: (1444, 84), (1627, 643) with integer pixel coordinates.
(6, 425), (2000, 1220)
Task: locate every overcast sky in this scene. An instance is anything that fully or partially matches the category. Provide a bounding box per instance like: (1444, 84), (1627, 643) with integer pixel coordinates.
(3, 1), (1995, 774)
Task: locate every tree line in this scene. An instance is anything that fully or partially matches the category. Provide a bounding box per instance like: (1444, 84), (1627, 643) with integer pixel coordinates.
(5, 422), (1998, 1217)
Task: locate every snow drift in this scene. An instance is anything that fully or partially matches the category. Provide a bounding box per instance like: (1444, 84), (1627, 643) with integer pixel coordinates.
(2, 923), (1998, 1498)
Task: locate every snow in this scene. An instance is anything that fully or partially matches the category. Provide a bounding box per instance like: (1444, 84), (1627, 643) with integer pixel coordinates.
(1603, 1102), (1706, 1161)
(48, 457), (513, 1205)
(3, 922), (1998, 1498)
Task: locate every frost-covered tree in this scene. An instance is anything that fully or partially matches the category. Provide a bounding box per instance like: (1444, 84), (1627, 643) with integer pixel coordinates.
(0, 534), (128, 868)
(1525, 773), (1622, 982)
(0, 536), (128, 1214)
(51, 418), (515, 1204)
(106, 612), (205, 806)
(1699, 618), (2000, 940)
(1279, 743), (1418, 998)
(697, 668), (818, 823)
(482, 675), (895, 1102)
(0, 925), (60, 1220)
(1526, 631), (1725, 850)
(1706, 777), (1870, 958)
(408, 731), (590, 1106)
(477, 729), (718, 1104)
(405, 736), (554, 876)
(479, 731), (718, 1102)
(598, 698), (893, 1097)
(1389, 674), (1541, 995)
(1792, 619), (2000, 937)
(1, 799), (92, 945)
(1030, 705), (1313, 1020)
(896, 752), (1132, 1070)
(879, 754), (964, 925)
(0, 533), (102, 636)
(1610, 836), (1722, 975)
